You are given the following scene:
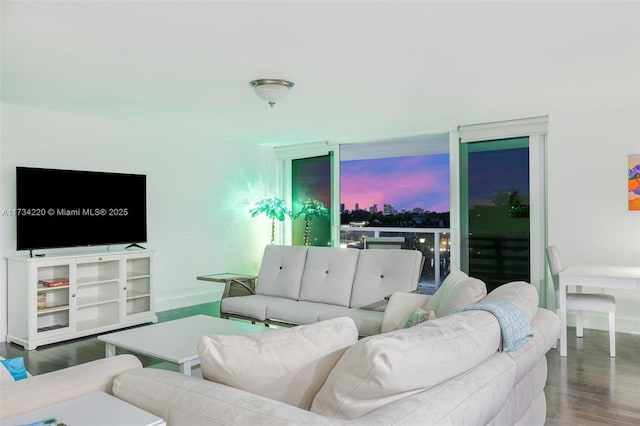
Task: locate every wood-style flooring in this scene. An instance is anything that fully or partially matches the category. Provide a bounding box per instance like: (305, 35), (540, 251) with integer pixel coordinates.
(2, 302), (639, 425)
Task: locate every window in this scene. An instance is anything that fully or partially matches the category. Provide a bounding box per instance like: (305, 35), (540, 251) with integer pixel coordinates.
(339, 134), (451, 288)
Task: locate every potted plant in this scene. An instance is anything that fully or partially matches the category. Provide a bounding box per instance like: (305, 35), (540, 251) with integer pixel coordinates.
(249, 197), (293, 244)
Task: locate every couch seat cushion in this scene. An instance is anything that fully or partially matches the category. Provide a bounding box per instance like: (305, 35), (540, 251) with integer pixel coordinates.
(220, 295), (281, 321)
(317, 307), (384, 337)
(310, 310), (501, 419)
(266, 299), (345, 325)
(198, 316), (358, 410)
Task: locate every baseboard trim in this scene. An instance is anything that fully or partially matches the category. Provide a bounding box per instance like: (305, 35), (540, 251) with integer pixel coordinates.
(155, 289), (223, 312)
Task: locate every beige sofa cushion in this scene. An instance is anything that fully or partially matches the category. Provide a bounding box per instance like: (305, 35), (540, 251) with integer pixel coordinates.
(310, 309), (501, 419)
(484, 281), (538, 322)
(299, 246), (360, 307)
(349, 249), (423, 308)
(381, 271), (486, 333)
(198, 316), (358, 410)
(255, 245), (308, 299)
(380, 291), (430, 333)
(424, 273), (487, 317)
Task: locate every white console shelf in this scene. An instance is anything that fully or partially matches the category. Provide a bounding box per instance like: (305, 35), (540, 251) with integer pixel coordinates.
(7, 249), (157, 350)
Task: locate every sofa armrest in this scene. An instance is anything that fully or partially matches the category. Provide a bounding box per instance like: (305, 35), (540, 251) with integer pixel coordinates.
(113, 368), (350, 426)
(0, 354), (142, 420)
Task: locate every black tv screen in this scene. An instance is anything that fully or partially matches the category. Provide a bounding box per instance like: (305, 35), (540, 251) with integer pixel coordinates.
(16, 167), (147, 251)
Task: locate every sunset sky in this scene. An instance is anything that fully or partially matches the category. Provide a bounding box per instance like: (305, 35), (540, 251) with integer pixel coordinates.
(340, 154), (450, 213)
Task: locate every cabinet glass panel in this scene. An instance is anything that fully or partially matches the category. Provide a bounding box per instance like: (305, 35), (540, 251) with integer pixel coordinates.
(127, 258), (150, 278)
(127, 297), (150, 315)
(127, 277), (151, 298)
(36, 264), (70, 333)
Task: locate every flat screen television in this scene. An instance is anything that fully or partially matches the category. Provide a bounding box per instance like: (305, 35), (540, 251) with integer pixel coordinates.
(16, 167), (147, 251)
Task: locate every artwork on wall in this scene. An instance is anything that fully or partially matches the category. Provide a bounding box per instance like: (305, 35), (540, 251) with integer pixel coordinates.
(629, 154), (640, 211)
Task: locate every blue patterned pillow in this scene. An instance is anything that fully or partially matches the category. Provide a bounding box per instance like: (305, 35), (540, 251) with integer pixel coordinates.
(0, 356), (29, 381)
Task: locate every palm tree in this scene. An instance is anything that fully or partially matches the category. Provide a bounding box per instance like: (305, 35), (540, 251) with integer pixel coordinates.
(295, 199), (330, 246)
(249, 197), (292, 244)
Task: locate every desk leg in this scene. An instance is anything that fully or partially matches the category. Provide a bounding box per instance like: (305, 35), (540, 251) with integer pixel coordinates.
(105, 343), (117, 358)
(559, 279), (568, 357)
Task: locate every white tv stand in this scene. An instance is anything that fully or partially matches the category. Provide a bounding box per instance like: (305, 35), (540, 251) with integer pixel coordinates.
(6, 249), (157, 350)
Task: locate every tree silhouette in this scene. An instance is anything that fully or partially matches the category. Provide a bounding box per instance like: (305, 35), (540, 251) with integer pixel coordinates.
(249, 197), (292, 244)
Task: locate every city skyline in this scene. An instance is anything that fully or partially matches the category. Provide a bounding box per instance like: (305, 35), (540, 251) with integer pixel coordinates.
(340, 154), (450, 213)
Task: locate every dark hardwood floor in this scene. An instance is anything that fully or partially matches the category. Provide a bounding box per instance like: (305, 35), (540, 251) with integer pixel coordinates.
(2, 302), (639, 425)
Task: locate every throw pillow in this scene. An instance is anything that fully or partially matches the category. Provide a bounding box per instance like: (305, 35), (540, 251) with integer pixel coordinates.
(424, 276), (487, 318)
(404, 308), (436, 328)
(198, 316), (358, 410)
(380, 291), (429, 333)
(0, 356), (29, 382)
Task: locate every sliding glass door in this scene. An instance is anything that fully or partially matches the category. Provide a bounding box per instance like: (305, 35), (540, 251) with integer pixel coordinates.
(457, 116), (548, 301)
(460, 137), (530, 292)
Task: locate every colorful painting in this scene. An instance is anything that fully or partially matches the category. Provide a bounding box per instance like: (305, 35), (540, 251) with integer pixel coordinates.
(629, 154), (640, 211)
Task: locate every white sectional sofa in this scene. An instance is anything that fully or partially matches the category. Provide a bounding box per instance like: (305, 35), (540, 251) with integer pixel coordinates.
(221, 245), (425, 336)
(2, 281), (560, 426)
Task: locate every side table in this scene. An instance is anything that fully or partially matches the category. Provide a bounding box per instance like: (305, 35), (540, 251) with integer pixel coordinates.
(197, 273), (257, 298)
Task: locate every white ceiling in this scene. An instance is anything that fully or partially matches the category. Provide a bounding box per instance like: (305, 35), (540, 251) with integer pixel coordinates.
(2, 1), (638, 146)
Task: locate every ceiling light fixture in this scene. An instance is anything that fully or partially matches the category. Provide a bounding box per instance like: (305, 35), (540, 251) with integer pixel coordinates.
(249, 79), (295, 108)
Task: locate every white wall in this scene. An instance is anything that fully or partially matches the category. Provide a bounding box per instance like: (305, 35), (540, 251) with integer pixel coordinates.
(546, 105), (640, 334)
(0, 103), (276, 341)
(1, 103), (638, 341)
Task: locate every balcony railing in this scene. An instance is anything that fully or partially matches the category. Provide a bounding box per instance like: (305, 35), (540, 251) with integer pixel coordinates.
(339, 225), (451, 289)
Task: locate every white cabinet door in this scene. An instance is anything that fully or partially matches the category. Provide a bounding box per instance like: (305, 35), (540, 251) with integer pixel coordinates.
(31, 258), (76, 340)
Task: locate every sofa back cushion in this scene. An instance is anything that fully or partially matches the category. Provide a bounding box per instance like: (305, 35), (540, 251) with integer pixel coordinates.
(255, 245), (308, 299)
(299, 247), (360, 307)
(198, 317), (358, 410)
(484, 281), (539, 323)
(424, 272), (487, 318)
(349, 249), (423, 308)
(310, 310), (501, 419)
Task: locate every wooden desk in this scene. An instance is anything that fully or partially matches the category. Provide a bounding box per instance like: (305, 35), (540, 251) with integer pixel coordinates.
(558, 265), (640, 357)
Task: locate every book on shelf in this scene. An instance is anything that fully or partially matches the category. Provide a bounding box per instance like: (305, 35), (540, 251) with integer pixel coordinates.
(38, 278), (69, 288)
(37, 293), (47, 309)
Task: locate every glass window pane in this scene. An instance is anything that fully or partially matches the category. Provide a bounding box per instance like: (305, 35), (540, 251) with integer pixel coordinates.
(291, 154), (332, 247)
(461, 137), (530, 292)
(339, 152), (450, 290)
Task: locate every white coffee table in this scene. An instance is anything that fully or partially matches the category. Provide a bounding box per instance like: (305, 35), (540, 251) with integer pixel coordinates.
(98, 315), (267, 375)
(2, 391), (165, 426)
